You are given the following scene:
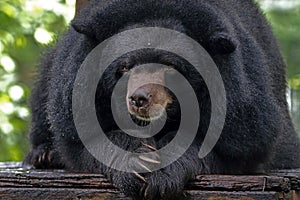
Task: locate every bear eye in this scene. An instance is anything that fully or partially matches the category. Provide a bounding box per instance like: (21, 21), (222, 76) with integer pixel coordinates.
(119, 65), (130, 74)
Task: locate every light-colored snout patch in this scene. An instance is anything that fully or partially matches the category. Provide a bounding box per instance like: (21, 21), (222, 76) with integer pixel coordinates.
(126, 66), (174, 121)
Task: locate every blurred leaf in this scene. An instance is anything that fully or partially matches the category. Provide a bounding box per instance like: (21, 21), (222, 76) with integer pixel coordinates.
(266, 6), (300, 78)
(0, 0), (70, 161)
(289, 75), (300, 90)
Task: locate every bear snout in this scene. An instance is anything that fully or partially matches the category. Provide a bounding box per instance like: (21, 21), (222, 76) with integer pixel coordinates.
(127, 83), (172, 121)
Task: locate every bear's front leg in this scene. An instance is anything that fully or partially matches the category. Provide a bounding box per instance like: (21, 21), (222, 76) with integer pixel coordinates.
(143, 146), (201, 199)
(131, 132), (203, 200)
(102, 130), (160, 199)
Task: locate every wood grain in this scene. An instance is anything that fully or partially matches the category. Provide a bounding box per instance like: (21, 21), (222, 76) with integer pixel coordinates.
(0, 162), (299, 200)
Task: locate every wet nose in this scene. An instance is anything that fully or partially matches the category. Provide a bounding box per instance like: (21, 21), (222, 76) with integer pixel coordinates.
(129, 88), (151, 109)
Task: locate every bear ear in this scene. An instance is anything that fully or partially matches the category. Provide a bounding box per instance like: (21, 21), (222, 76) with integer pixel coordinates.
(71, 0), (96, 37)
(75, 0), (90, 17)
(71, 15), (94, 37)
(206, 32), (238, 55)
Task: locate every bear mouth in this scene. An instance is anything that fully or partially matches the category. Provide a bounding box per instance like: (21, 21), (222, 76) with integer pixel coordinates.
(130, 115), (164, 127)
(134, 113), (164, 122)
(129, 103), (167, 123)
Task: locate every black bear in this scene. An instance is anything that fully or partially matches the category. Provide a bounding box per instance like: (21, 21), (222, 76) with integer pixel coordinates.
(24, 0), (300, 199)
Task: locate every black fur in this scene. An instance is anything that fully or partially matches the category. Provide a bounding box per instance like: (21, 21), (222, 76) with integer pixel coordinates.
(24, 0), (300, 199)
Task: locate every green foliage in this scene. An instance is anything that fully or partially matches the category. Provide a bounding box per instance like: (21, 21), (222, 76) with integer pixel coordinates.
(0, 0), (73, 161)
(263, 3), (300, 133)
(266, 6), (300, 88)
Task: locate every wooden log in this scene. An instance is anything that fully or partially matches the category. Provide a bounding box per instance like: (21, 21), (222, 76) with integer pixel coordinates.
(188, 175), (290, 192)
(0, 188), (129, 200)
(0, 188), (288, 200)
(187, 191), (289, 200)
(0, 162), (300, 200)
(271, 169), (300, 191)
(0, 167), (290, 192)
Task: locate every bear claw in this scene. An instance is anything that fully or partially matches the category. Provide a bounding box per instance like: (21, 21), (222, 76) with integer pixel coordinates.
(139, 155), (161, 164)
(142, 143), (157, 151)
(137, 161), (152, 172)
(133, 171), (147, 183)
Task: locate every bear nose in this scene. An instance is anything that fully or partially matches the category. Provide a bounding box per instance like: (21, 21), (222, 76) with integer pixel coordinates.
(129, 88), (151, 109)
